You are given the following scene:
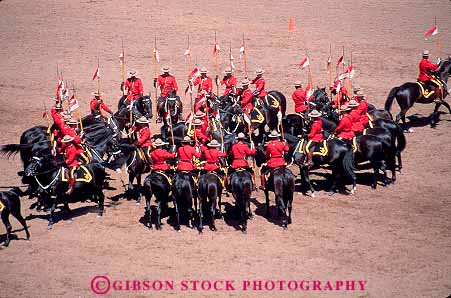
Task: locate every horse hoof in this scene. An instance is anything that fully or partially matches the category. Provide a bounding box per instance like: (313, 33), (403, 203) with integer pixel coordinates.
(210, 226), (217, 232)
(242, 229), (247, 234)
(283, 225), (288, 230)
(136, 202), (141, 206)
(408, 128), (414, 133)
(350, 188), (356, 195)
(310, 192), (316, 198)
(47, 225), (53, 230)
(198, 229), (203, 234)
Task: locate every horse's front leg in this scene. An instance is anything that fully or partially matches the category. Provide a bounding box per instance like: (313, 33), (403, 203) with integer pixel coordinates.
(265, 190), (270, 218)
(430, 102), (442, 128)
(48, 197), (57, 230)
(303, 167), (315, 197)
(198, 198), (203, 233)
(128, 172), (135, 200)
(210, 196), (217, 231)
(97, 190), (105, 217)
(2, 211), (12, 247)
(145, 195), (152, 229)
(136, 175), (142, 205)
(173, 197), (181, 231)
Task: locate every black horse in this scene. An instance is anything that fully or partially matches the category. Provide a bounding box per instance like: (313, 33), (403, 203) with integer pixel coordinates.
(156, 94), (182, 125)
(385, 58), (451, 129)
(229, 170), (253, 233)
(254, 147), (295, 229)
(1, 187), (30, 247)
(172, 172), (197, 231)
(285, 133), (356, 195)
(264, 90), (287, 116)
(115, 95), (153, 131)
(197, 172), (223, 232)
(142, 171), (174, 230)
(24, 155), (107, 229)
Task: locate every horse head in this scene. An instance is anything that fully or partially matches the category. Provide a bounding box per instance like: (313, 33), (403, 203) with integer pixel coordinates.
(24, 155), (57, 177)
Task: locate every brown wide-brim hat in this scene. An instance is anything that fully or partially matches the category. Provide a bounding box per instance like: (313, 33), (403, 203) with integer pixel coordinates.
(54, 103), (63, 110)
(422, 49), (430, 57)
(194, 111), (206, 118)
(67, 118), (78, 125)
(192, 119), (204, 126)
(347, 99), (360, 108)
(91, 91), (102, 96)
(153, 138), (168, 146)
(136, 116), (150, 124)
(61, 135), (74, 143)
(128, 70), (138, 77)
(294, 80), (302, 87)
(308, 110), (322, 118)
(255, 68), (265, 75)
(161, 66), (170, 73)
(182, 136), (193, 143)
(223, 66), (232, 74)
(237, 132), (245, 139)
(268, 130), (280, 138)
(339, 106), (351, 113)
(241, 79), (250, 86)
(207, 139), (221, 147)
(200, 67), (208, 74)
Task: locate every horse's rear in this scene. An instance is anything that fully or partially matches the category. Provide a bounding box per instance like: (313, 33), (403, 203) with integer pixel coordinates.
(230, 170), (253, 233)
(265, 167), (295, 229)
(173, 172), (196, 230)
(198, 172), (222, 232)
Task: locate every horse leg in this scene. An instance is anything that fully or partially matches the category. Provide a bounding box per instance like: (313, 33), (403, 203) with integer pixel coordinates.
(247, 197), (253, 220)
(264, 190), (270, 218)
(173, 197), (180, 231)
(381, 162), (388, 187)
(48, 198), (57, 230)
(372, 161), (379, 189)
(12, 208), (30, 240)
(136, 175), (142, 205)
(97, 190), (105, 217)
(277, 195), (288, 230)
(2, 210), (12, 246)
(145, 195), (152, 229)
(287, 198), (293, 225)
(430, 102), (441, 128)
(441, 99), (451, 114)
(128, 172), (135, 200)
(198, 198), (203, 233)
(156, 199), (163, 230)
(210, 196), (217, 231)
(303, 168), (315, 197)
(217, 192), (223, 219)
(242, 198), (248, 234)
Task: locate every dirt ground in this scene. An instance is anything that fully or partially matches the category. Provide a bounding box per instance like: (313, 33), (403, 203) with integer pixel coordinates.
(0, 0), (450, 297)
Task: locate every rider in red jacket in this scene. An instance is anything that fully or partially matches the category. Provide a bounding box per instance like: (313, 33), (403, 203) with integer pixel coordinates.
(239, 79), (254, 114)
(150, 139), (176, 171)
(177, 136), (201, 172)
(260, 130), (289, 190)
(347, 100), (364, 135)
(305, 109), (324, 167)
(334, 106), (354, 141)
(124, 70), (144, 102)
(251, 68), (268, 98)
(134, 117), (152, 164)
(220, 66), (237, 96)
(202, 139), (227, 174)
(90, 91), (113, 118)
(292, 81), (308, 114)
(62, 135), (84, 195)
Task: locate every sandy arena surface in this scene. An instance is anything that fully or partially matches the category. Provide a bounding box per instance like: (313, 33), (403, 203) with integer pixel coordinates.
(0, 0), (450, 297)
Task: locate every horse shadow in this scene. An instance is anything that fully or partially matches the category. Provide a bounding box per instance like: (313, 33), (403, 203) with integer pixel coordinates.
(0, 226), (29, 246)
(250, 196), (286, 228)
(221, 201), (251, 231)
(25, 204), (100, 224)
(406, 112), (449, 128)
(137, 203), (178, 230)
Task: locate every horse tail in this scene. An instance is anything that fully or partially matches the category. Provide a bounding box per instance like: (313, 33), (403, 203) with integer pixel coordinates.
(0, 144), (30, 158)
(395, 124), (406, 153)
(208, 179), (218, 204)
(342, 147), (356, 182)
(384, 86), (400, 112)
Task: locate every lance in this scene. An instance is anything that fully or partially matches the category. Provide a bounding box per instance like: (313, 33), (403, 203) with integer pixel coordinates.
(42, 100), (51, 134)
(56, 63), (61, 104)
(153, 35), (159, 121)
(120, 38), (126, 96)
(305, 48), (313, 112)
(187, 35), (193, 112)
(168, 110), (175, 147)
(214, 31), (220, 96)
(72, 84), (83, 132)
(242, 33), (248, 78)
(349, 52), (353, 98)
(328, 44), (333, 96)
(435, 17), (441, 58)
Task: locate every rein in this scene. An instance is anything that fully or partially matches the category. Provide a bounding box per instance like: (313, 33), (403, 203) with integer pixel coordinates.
(33, 168), (61, 190)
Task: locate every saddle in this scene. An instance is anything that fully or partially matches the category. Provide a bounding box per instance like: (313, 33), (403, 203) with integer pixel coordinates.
(416, 81), (437, 99)
(0, 200), (4, 212)
(264, 93), (280, 109)
(61, 165), (93, 183)
(301, 139), (329, 156)
(250, 107), (265, 124)
(206, 171), (225, 188)
(152, 170), (173, 186)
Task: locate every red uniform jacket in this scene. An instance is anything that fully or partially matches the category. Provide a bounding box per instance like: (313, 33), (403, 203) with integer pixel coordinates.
(195, 128), (209, 144)
(124, 78), (144, 100)
(251, 77), (267, 97)
(335, 114), (354, 140)
(265, 141), (289, 168)
(157, 75), (178, 97)
(51, 107), (65, 129)
(240, 89), (254, 111)
(418, 58), (439, 82)
(349, 110), (364, 132)
(202, 147), (227, 171)
(64, 143), (83, 168)
(193, 77), (213, 97)
(220, 76), (237, 95)
(231, 142), (256, 169)
(90, 98), (112, 114)
(151, 148), (175, 171)
(292, 89), (307, 113)
(308, 118), (324, 142)
(177, 145), (201, 171)
(61, 126), (82, 145)
(356, 99), (369, 125)
(333, 86), (349, 107)
(136, 126), (152, 148)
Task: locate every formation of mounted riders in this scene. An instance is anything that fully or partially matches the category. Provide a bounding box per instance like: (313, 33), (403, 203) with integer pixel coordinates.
(1, 48), (450, 234)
